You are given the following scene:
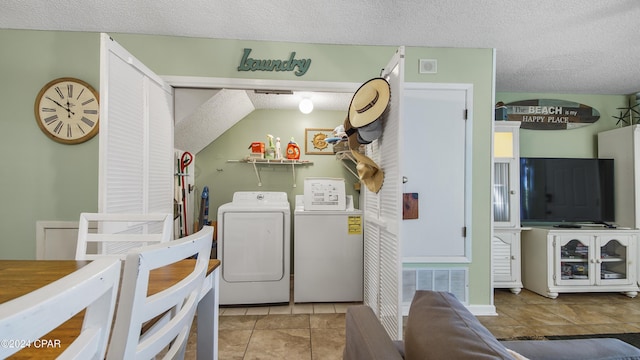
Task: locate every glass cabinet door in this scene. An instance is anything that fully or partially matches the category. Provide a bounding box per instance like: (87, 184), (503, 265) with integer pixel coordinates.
(597, 237), (629, 284)
(493, 162), (511, 223)
(556, 236), (592, 285)
(492, 123), (520, 228)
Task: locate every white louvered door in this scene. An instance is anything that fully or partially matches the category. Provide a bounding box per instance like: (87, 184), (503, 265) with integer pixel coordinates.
(362, 47), (404, 340)
(98, 34), (174, 224)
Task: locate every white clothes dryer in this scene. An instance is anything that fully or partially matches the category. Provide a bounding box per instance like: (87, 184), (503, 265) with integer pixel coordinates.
(293, 195), (363, 303)
(217, 192), (290, 305)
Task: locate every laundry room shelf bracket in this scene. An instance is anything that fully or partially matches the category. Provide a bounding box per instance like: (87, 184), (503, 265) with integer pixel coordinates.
(227, 158), (313, 187)
(335, 151), (359, 180)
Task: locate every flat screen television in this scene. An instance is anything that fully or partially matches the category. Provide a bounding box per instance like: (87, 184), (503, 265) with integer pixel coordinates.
(520, 157), (615, 224)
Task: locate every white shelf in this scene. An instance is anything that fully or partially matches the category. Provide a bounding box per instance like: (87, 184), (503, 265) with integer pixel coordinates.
(228, 157), (313, 165)
(227, 157), (313, 187)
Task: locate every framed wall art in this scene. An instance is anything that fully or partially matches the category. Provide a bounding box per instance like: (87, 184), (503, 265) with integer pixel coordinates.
(304, 128), (333, 155)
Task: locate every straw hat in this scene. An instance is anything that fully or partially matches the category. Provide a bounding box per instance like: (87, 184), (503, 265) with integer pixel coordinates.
(348, 78), (391, 128)
(344, 117), (384, 193)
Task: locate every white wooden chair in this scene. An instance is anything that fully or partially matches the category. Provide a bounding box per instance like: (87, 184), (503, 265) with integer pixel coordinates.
(0, 258), (121, 360)
(75, 212), (173, 260)
(107, 226), (214, 360)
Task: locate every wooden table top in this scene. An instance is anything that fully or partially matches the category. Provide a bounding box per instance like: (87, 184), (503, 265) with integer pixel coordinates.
(0, 259), (220, 359)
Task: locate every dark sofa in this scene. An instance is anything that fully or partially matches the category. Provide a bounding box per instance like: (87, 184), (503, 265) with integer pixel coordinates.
(344, 290), (640, 360)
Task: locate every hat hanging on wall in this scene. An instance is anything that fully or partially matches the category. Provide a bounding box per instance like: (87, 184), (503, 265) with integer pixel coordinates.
(344, 118), (385, 193)
(349, 78), (391, 128)
(344, 77), (391, 193)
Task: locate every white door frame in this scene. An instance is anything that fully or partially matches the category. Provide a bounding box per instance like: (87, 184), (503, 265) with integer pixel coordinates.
(162, 75), (362, 94)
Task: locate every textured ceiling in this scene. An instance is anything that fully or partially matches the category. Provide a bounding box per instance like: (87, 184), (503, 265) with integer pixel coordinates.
(3, 0), (640, 95)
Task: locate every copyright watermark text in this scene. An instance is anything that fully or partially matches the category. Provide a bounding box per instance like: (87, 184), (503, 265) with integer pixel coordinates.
(1, 338), (61, 349)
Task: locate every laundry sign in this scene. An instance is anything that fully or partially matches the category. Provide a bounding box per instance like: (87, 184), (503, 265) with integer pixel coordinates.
(237, 48), (311, 76)
(503, 99), (600, 130)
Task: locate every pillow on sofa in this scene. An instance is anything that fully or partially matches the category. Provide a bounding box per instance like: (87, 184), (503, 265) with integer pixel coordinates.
(404, 291), (514, 360)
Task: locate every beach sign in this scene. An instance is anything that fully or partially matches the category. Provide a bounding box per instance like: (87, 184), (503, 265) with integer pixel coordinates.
(503, 99), (600, 130)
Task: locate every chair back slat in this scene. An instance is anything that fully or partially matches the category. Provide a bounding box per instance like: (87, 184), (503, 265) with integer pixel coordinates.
(107, 226), (213, 360)
(76, 212), (173, 260)
(0, 258), (121, 359)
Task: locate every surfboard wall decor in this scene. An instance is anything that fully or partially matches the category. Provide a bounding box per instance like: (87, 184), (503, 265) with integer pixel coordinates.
(503, 99), (600, 130)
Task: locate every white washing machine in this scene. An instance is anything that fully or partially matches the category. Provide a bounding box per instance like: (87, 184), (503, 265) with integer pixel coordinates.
(294, 195), (363, 302)
(217, 192), (290, 305)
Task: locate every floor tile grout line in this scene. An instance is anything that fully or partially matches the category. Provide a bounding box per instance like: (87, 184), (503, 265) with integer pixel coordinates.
(308, 313), (313, 360)
(241, 319), (255, 360)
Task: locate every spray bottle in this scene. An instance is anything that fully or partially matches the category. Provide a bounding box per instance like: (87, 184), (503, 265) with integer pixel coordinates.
(286, 137), (301, 160)
(265, 134), (275, 159)
(275, 137), (282, 159)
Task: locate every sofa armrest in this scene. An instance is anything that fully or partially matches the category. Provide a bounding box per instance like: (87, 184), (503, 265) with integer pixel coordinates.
(343, 305), (404, 360)
(501, 338), (640, 360)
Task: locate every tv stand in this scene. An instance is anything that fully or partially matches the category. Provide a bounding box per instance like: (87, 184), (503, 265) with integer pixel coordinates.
(521, 227), (639, 299)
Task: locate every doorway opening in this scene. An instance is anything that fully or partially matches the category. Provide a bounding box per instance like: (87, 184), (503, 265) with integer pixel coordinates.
(165, 77), (360, 154)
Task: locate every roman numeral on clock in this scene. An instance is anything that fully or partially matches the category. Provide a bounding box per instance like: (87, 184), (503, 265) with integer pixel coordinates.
(54, 121), (64, 134)
(55, 86), (64, 99)
(66, 123), (72, 138)
(44, 114), (59, 124)
(80, 116), (95, 127)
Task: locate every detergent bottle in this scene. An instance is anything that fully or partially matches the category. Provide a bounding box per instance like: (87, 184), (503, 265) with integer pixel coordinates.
(265, 134), (275, 159)
(286, 137), (300, 160)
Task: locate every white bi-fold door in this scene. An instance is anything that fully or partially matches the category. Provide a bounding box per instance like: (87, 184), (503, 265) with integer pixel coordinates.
(99, 33), (174, 222)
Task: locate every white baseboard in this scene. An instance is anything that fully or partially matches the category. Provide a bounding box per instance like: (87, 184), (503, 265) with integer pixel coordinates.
(35, 221), (96, 260)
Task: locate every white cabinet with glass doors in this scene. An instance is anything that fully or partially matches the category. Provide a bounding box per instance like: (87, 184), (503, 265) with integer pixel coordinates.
(492, 121), (522, 293)
(521, 227), (639, 299)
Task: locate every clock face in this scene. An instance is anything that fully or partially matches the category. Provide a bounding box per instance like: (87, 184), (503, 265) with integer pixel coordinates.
(34, 77), (100, 144)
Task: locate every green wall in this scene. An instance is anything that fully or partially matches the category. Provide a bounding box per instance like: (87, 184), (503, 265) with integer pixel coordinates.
(0, 30), (101, 258)
(196, 109), (359, 219)
(111, 34), (393, 82)
(404, 47), (497, 305)
(3, 28), (627, 309)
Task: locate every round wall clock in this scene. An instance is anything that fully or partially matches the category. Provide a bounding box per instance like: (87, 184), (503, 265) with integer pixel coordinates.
(34, 77), (100, 144)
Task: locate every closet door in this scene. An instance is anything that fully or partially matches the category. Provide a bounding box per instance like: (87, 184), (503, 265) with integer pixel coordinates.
(401, 84), (470, 262)
(98, 34), (174, 219)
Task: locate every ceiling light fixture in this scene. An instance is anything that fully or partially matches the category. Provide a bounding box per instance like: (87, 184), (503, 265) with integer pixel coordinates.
(299, 98), (314, 114)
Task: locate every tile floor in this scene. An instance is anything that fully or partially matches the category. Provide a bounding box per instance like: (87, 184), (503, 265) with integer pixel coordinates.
(185, 288), (640, 359)
(479, 288), (640, 340)
(215, 302), (357, 360)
